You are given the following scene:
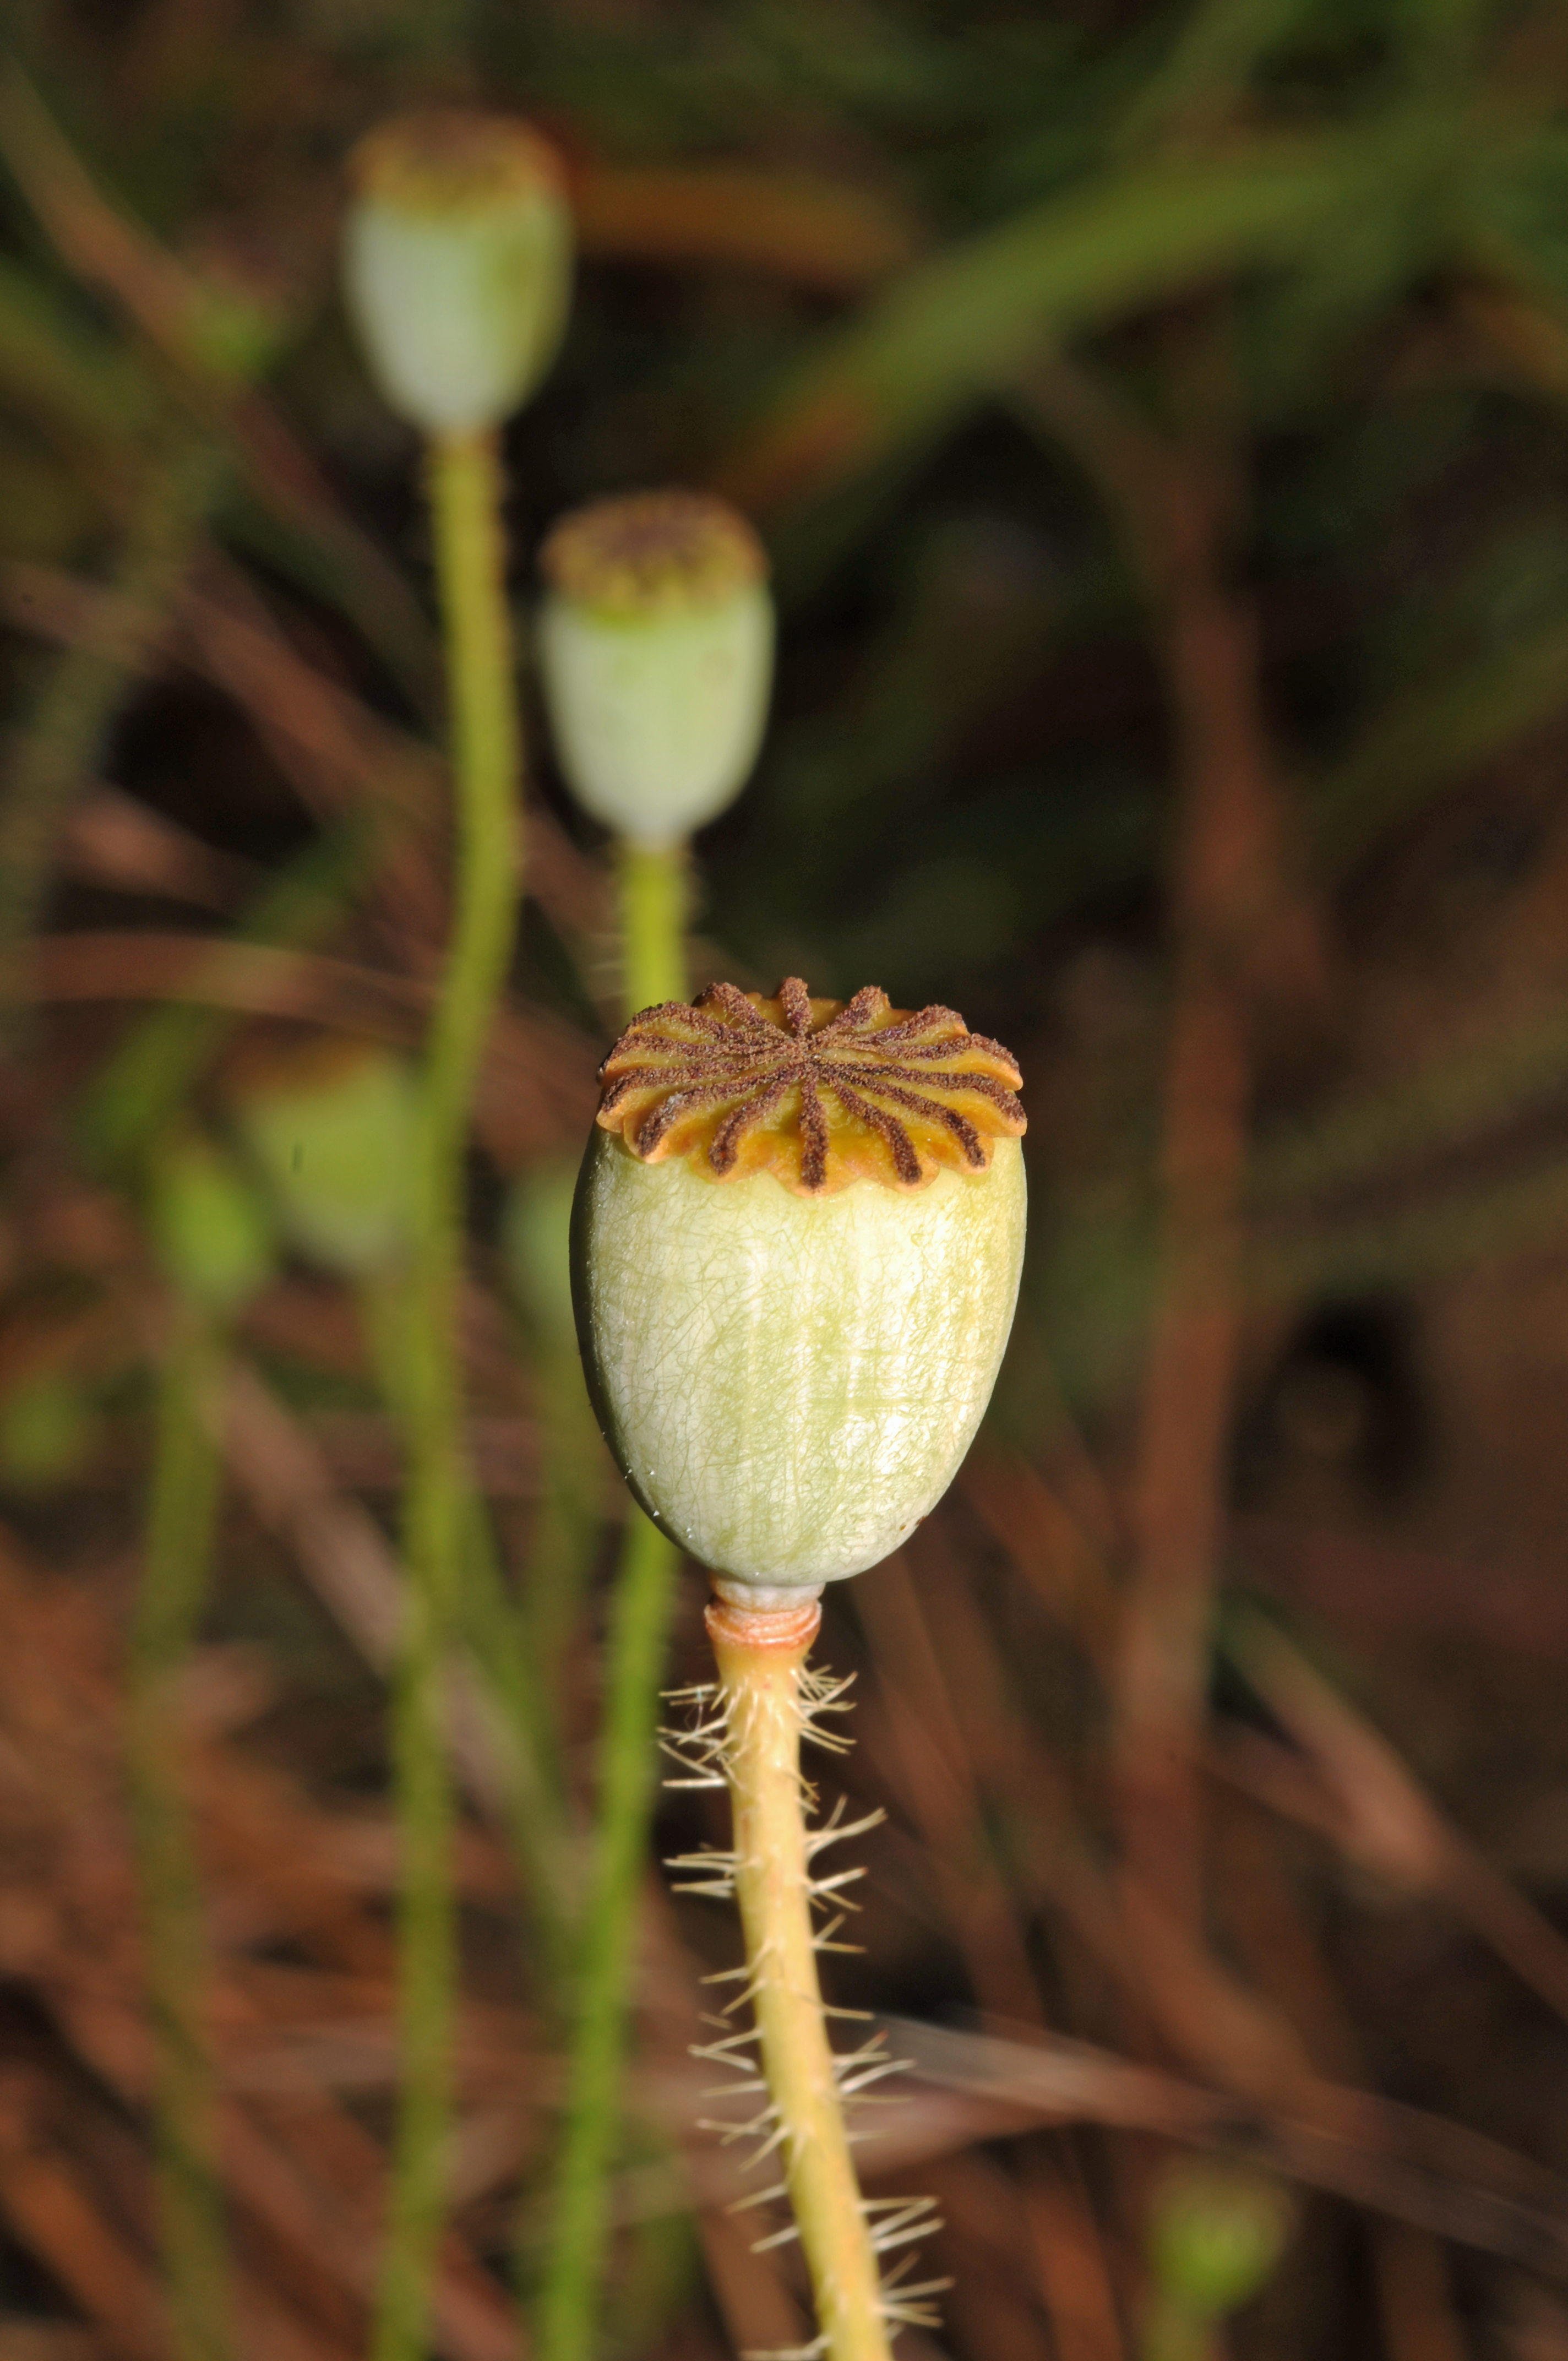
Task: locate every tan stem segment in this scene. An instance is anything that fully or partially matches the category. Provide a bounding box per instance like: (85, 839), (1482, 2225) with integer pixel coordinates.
(706, 1597), (892, 2361)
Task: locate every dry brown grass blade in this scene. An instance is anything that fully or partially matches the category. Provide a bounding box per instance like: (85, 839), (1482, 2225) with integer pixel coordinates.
(1114, 951), (1247, 1922)
(856, 1549), (1044, 2026)
(1208, 1788), (1365, 2083)
(1, 931), (594, 1163)
(885, 2019), (1568, 2276)
(695, 2206), (815, 2358)
(1019, 344), (1330, 1930)
(0, 2326), (106, 2359)
(1374, 2221), (1473, 2361)
(922, 2148), (1048, 2361)
(219, 1359), (517, 1820)
(217, 2103), (518, 2361)
(0, 2050), (364, 2361)
(1223, 1607), (1568, 2031)
(647, 1995), (1568, 2283)
(570, 161), (921, 290)
(182, 562), (611, 967)
(3, 551), (611, 972)
(960, 1449), (1117, 1660)
(61, 784), (258, 912)
(1234, 1514), (1568, 1657)
(0, 1520), (525, 2359)
(1022, 2163), (1127, 2361)
(7, 929), (432, 1037)
(0, 2069), (170, 2361)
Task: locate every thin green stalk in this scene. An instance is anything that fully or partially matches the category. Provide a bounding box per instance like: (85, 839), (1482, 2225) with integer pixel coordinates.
(359, 1268), (573, 1990)
(375, 425), (520, 2361)
(1141, 2298), (1214, 2361)
(535, 829), (687, 2361)
(617, 838), (688, 1010)
(536, 1508), (679, 2361)
(129, 1308), (232, 2361)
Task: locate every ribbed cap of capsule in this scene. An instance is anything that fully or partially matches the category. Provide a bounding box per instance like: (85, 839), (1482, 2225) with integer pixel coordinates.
(342, 110), (571, 435)
(541, 491), (765, 617)
(595, 976), (1025, 1195)
(538, 489), (773, 846)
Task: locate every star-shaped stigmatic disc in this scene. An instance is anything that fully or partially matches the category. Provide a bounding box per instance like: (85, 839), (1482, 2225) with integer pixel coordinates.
(595, 977), (1025, 1196)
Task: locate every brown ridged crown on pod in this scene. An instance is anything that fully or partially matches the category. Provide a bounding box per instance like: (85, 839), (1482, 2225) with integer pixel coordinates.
(540, 490), (765, 618)
(594, 976), (1025, 1196)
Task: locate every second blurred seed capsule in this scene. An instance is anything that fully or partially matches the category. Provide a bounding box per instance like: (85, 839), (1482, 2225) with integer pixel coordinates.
(343, 110), (571, 438)
(538, 490), (774, 847)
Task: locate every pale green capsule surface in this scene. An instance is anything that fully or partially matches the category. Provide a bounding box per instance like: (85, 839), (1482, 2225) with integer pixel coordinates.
(539, 586), (772, 845)
(574, 1132), (1023, 1587)
(343, 112), (570, 437)
(539, 491), (772, 847)
(228, 1041), (418, 1279)
(572, 978), (1027, 1594)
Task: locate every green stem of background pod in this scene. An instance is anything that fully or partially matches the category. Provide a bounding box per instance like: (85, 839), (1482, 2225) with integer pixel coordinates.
(374, 424), (521, 2361)
(617, 837), (688, 1010)
(536, 1507), (680, 2361)
(534, 834), (687, 2360)
(129, 1306), (234, 2361)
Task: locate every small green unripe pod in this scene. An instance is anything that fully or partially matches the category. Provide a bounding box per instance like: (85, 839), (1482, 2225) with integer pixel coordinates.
(571, 978), (1026, 1596)
(343, 110), (571, 437)
(148, 1130), (275, 1315)
(0, 1370), (96, 1490)
(503, 1162), (579, 1349)
(227, 1039), (419, 1279)
(538, 491), (773, 847)
(1148, 2163), (1293, 2318)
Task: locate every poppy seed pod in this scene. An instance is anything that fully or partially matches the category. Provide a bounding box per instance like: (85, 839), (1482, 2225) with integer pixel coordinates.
(571, 978), (1026, 1596)
(1148, 2164), (1294, 2318)
(148, 1131), (275, 1316)
(227, 1039), (420, 1279)
(538, 491), (772, 847)
(343, 110), (571, 436)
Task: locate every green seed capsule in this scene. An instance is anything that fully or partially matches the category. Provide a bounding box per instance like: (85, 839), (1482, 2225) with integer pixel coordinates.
(227, 1039), (419, 1279)
(148, 1130), (275, 1315)
(1148, 2164), (1294, 2318)
(343, 110), (571, 437)
(538, 491), (772, 847)
(571, 978), (1026, 1595)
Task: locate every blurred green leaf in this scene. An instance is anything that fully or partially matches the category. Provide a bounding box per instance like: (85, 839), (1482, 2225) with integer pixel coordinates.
(722, 128), (1422, 515)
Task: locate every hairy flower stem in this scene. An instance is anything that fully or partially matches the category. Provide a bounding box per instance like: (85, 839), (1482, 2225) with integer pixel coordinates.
(617, 838), (688, 1010)
(709, 1596), (893, 2361)
(375, 425), (521, 2361)
(129, 1308), (233, 2361)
